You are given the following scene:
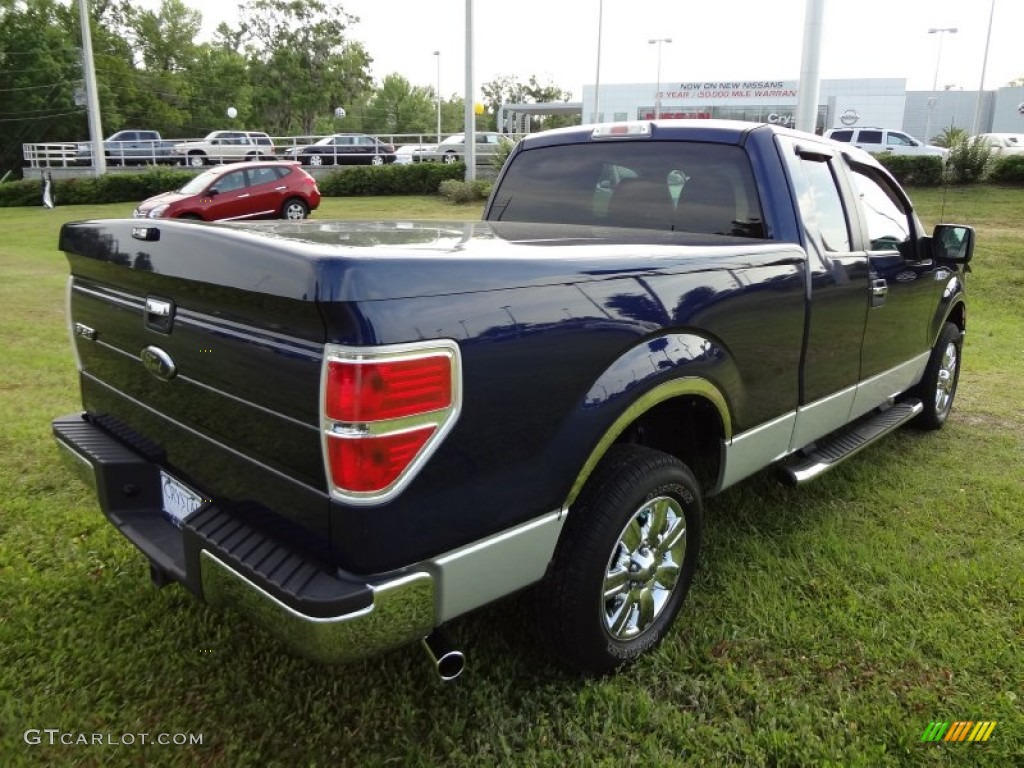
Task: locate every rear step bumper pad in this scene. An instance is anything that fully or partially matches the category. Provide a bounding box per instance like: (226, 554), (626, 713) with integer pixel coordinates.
(52, 413), (434, 663)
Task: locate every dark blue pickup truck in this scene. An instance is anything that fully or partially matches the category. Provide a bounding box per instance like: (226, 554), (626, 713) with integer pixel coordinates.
(53, 120), (973, 677)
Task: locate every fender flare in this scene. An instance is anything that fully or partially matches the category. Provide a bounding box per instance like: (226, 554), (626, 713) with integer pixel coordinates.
(561, 376), (732, 510)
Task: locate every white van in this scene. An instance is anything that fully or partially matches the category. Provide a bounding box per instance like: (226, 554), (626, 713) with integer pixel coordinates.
(825, 128), (948, 158)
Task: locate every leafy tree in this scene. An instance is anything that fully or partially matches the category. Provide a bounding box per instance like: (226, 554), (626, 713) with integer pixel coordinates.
(236, 0), (373, 134)
(480, 74), (576, 133)
(440, 94), (465, 135)
(181, 44), (253, 136)
(123, 0), (201, 73)
(88, 0), (204, 134)
(362, 74), (435, 134)
(0, 0), (86, 173)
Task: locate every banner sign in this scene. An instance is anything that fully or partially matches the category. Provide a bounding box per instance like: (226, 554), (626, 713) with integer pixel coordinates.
(659, 81), (800, 101)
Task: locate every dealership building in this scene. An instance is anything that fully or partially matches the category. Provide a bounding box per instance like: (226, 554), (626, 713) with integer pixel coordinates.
(569, 78), (1024, 139)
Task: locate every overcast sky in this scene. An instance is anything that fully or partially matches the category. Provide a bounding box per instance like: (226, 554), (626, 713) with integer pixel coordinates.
(174, 0), (1020, 101)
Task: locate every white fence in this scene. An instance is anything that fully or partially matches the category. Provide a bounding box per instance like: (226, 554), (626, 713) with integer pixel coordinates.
(22, 133), (508, 170)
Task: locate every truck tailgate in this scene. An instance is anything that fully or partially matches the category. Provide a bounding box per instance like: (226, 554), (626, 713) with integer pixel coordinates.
(59, 219), (334, 542)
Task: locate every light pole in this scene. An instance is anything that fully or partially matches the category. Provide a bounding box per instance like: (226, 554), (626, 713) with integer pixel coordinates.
(924, 26), (957, 143)
(594, 0), (604, 123)
(972, 0), (996, 134)
(433, 50), (442, 144)
(648, 37), (671, 119)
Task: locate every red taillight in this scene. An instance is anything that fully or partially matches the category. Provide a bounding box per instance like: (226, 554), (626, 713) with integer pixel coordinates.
(326, 356), (451, 422)
(321, 343), (460, 504)
(327, 427), (435, 493)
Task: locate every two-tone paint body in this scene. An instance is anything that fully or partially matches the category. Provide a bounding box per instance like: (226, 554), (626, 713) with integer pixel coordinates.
(53, 121), (969, 663)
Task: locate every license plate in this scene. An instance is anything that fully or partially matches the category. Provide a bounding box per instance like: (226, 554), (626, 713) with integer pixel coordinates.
(160, 471), (206, 528)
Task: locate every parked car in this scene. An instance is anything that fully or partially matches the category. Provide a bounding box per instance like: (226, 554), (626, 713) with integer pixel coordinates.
(394, 143), (437, 164)
(133, 160), (319, 221)
(282, 134), (396, 166)
(824, 127), (948, 158)
(77, 130), (179, 166)
(171, 131), (277, 167)
(426, 132), (504, 164)
(972, 133), (1024, 155)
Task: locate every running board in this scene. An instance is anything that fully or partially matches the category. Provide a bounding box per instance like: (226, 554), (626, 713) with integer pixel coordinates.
(779, 399), (923, 485)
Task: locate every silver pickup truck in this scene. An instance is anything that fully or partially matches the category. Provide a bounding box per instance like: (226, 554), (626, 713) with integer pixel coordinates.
(76, 130), (179, 166)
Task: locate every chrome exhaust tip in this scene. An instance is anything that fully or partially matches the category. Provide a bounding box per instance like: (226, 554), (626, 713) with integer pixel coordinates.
(421, 630), (465, 681)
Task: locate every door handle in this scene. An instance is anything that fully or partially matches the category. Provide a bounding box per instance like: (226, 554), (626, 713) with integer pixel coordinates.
(871, 278), (888, 307)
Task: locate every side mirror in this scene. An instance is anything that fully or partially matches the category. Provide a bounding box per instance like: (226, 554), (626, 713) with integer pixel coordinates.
(931, 224), (974, 264)
(207, 188), (221, 196)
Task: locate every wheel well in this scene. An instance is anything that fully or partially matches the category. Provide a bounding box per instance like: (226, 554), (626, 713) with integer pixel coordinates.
(946, 301), (966, 333)
(615, 395), (724, 491)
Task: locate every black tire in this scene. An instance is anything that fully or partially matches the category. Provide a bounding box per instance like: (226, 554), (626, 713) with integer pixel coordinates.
(911, 321), (962, 430)
(280, 197), (309, 220)
(538, 445), (703, 675)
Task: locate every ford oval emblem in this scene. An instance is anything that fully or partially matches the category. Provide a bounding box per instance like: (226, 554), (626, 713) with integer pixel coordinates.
(141, 346), (177, 381)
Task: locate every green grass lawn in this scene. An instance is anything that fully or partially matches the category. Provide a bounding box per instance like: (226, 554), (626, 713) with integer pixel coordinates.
(1, 189), (1021, 766)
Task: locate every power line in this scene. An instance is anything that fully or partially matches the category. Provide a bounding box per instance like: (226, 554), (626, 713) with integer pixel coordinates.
(0, 48), (75, 57)
(0, 105), (84, 117)
(0, 80), (80, 93)
(0, 66), (69, 75)
(0, 110), (84, 123)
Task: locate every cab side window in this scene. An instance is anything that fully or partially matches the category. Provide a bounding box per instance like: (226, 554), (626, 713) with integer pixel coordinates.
(797, 157), (851, 252)
(851, 167), (913, 253)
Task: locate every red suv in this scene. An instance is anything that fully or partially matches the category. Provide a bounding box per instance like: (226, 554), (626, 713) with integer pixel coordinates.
(134, 161), (320, 221)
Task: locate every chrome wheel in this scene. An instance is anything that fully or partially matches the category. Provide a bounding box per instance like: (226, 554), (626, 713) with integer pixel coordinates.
(188, 154), (205, 167)
(602, 495), (687, 641)
(442, 152), (459, 164)
(371, 155), (384, 165)
(935, 341), (958, 417)
(308, 154), (323, 167)
(912, 321), (962, 431)
(538, 445), (703, 674)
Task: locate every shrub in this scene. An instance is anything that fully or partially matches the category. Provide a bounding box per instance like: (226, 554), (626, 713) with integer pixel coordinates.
(0, 163), (466, 207)
(492, 137), (516, 172)
(0, 166), (196, 208)
(873, 154), (944, 186)
(988, 154), (1024, 185)
(317, 162), (464, 196)
(944, 136), (992, 184)
(0, 178), (46, 207)
(932, 126), (969, 149)
(438, 179), (492, 204)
